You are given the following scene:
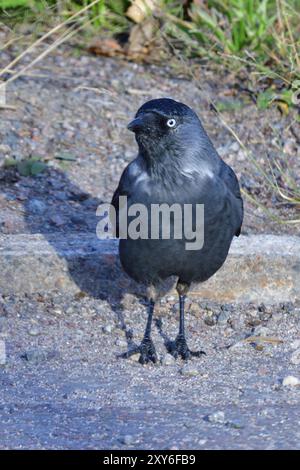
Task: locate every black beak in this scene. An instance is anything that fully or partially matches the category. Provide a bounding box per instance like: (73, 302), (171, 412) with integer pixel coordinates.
(127, 116), (145, 133)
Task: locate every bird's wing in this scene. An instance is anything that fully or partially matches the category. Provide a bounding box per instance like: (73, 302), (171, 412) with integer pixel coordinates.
(219, 161), (244, 236)
(110, 158), (142, 238)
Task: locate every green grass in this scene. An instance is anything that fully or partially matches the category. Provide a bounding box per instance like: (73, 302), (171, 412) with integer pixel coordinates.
(1, 0), (299, 84)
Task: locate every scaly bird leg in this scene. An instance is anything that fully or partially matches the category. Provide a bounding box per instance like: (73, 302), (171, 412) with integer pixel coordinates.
(119, 298), (157, 365)
(167, 281), (206, 360)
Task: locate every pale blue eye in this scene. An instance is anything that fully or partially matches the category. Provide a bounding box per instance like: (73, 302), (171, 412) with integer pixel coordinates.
(167, 118), (176, 128)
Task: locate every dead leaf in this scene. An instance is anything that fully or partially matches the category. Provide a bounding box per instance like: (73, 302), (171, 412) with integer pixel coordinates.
(277, 101), (289, 115)
(88, 38), (124, 58)
(126, 17), (159, 60)
(88, 17), (168, 64)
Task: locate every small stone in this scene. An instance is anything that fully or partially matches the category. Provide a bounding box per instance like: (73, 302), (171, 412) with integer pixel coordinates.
(28, 326), (40, 336)
(121, 434), (134, 445)
(21, 349), (59, 364)
(189, 302), (202, 316)
(130, 353), (140, 362)
(71, 215), (86, 226)
(53, 308), (63, 315)
(0, 340), (6, 365)
(230, 141), (240, 152)
(282, 376), (300, 387)
(102, 324), (114, 334)
(161, 354), (176, 366)
(283, 139), (297, 155)
(207, 411), (226, 424)
(290, 349), (300, 365)
(204, 314), (217, 326)
(0, 144), (12, 155)
(180, 364), (199, 377)
(28, 199), (46, 215)
(115, 338), (127, 348)
(291, 340), (300, 350)
(49, 214), (65, 227)
(218, 309), (231, 324)
(253, 325), (271, 336)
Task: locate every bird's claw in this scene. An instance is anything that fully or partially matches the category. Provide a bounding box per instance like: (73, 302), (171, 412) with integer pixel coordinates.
(167, 334), (206, 361)
(118, 338), (157, 365)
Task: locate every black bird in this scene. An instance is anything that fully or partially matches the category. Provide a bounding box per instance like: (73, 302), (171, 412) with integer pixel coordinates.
(111, 98), (243, 364)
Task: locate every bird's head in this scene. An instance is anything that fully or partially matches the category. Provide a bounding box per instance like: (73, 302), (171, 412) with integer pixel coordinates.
(127, 98), (207, 165)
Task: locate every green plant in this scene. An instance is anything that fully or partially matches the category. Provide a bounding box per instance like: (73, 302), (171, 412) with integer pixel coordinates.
(189, 0), (276, 53)
(0, 0), (29, 7)
(4, 156), (47, 176)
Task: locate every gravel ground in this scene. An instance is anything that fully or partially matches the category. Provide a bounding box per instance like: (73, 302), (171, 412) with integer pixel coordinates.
(0, 42), (300, 449)
(1, 292), (300, 449)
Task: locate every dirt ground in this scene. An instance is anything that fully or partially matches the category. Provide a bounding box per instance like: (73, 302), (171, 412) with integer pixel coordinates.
(1, 291), (300, 449)
(0, 42), (300, 450)
(0, 45), (299, 237)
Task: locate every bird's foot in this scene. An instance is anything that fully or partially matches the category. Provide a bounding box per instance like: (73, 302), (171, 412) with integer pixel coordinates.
(118, 337), (157, 365)
(167, 334), (206, 360)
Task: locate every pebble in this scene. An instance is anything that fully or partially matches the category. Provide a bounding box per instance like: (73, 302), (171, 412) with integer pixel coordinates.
(130, 353), (140, 362)
(207, 411), (226, 424)
(180, 364), (199, 377)
(218, 309), (231, 324)
(115, 338), (128, 348)
(253, 325), (271, 336)
(282, 376), (300, 387)
(283, 139), (297, 155)
(230, 141), (240, 152)
(21, 349), (59, 364)
(70, 215), (86, 226)
(53, 308), (63, 316)
(50, 214), (65, 227)
(28, 326), (40, 336)
(102, 324), (114, 334)
(121, 434), (135, 445)
(0, 144), (12, 156)
(291, 340), (300, 350)
(198, 439), (207, 446)
(0, 340), (6, 365)
(290, 349), (300, 365)
(28, 199), (47, 215)
(204, 313), (218, 326)
(161, 353), (176, 366)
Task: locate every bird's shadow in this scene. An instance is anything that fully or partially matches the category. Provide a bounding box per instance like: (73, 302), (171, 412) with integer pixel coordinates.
(0, 165), (147, 347)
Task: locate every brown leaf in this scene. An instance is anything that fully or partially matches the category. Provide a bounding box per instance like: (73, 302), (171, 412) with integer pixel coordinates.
(126, 17), (159, 59)
(88, 38), (124, 58)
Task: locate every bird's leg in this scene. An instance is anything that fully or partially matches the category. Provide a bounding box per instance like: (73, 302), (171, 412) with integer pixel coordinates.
(167, 281), (206, 360)
(118, 298), (157, 365)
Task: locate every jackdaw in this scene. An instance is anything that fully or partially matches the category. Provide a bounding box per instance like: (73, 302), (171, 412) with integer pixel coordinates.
(111, 98), (243, 364)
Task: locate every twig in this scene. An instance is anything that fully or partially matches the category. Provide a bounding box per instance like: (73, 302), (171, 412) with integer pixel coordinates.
(0, 0), (102, 79)
(0, 104), (17, 110)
